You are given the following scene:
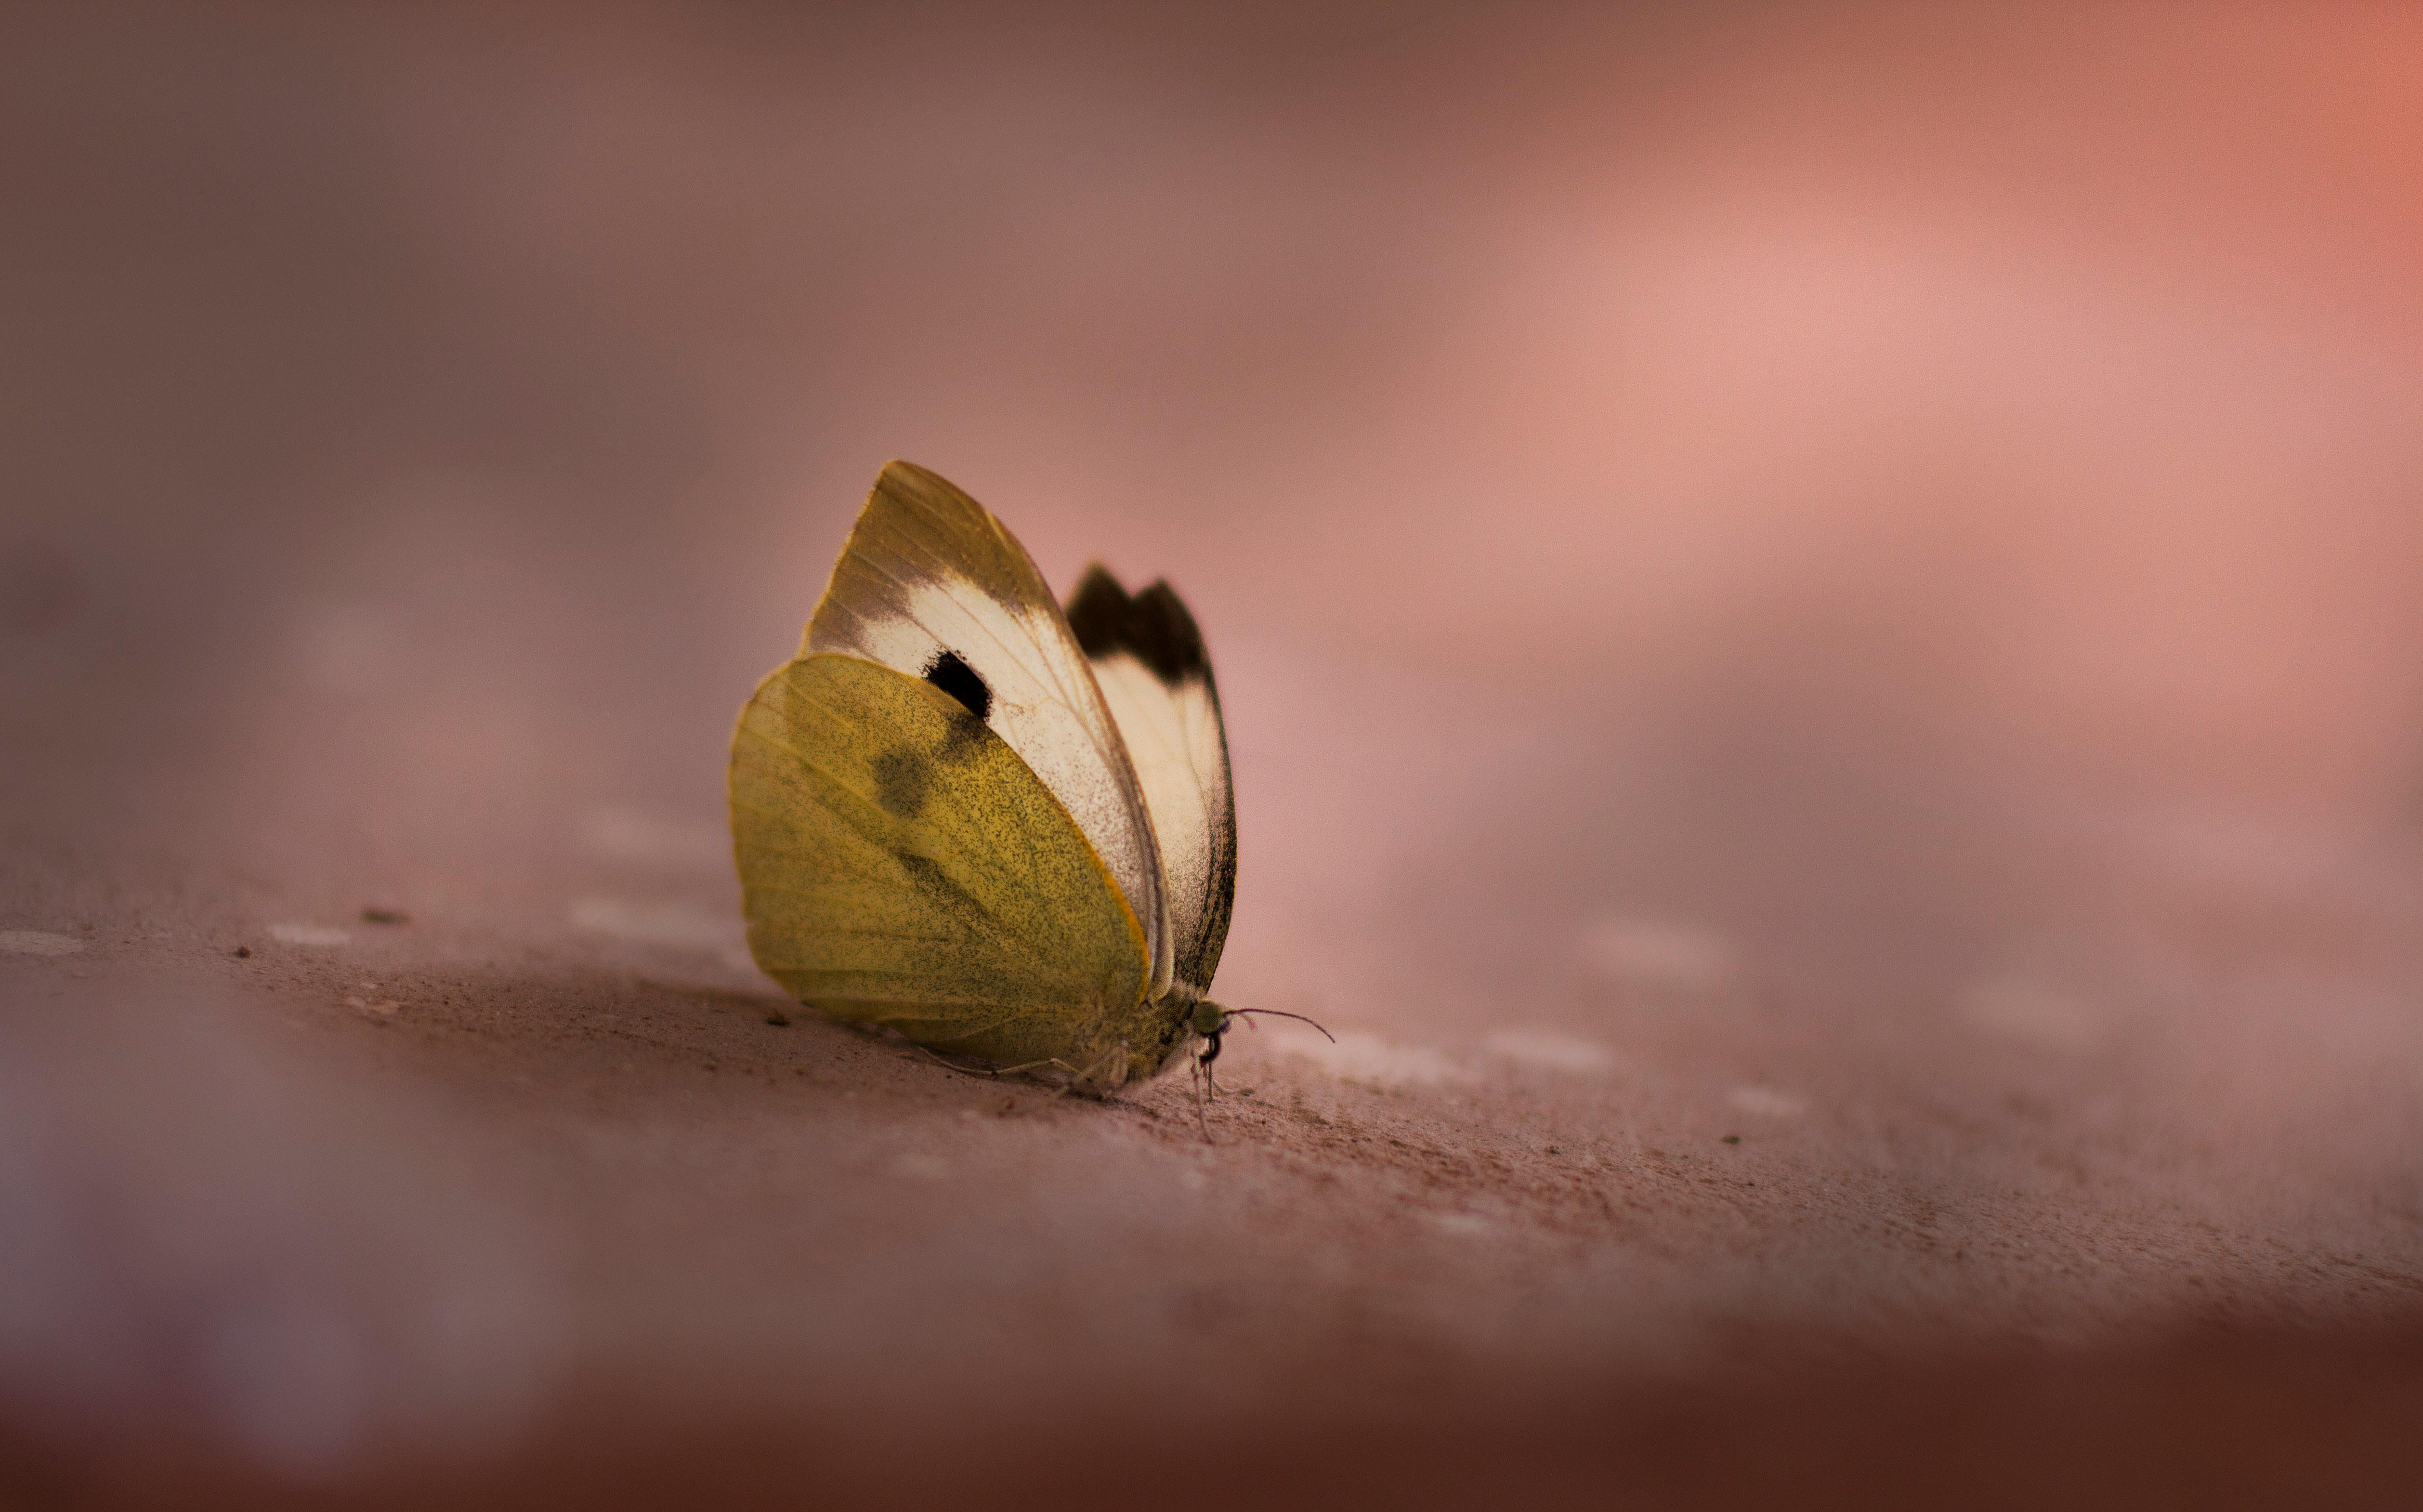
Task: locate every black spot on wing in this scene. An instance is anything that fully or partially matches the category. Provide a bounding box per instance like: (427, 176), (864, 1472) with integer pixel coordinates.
(1065, 564), (1211, 687)
(871, 750), (928, 818)
(922, 648), (991, 720)
(896, 851), (996, 931)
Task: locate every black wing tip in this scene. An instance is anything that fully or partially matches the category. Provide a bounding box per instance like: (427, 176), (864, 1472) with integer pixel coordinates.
(1065, 563), (1211, 687)
(1065, 564), (1131, 658)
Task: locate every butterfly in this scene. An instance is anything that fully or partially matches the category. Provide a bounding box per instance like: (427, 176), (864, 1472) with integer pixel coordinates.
(728, 461), (1321, 1098)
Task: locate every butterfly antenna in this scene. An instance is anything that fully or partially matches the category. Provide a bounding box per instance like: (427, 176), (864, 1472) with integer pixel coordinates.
(1225, 1008), (1336, 1043)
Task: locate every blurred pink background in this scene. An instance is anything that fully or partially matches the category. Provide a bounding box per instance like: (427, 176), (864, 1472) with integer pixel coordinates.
(12, 3), (2422, 900)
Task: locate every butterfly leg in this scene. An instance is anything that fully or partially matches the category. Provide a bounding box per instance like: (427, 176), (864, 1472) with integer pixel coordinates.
(1073, 1043), (1130, 1096)
(912, 1043), (1133, 1098)
(1187, 1055), (1211, 1140)
(1014, 1044), (1126, 1100)
(913, 1045), (1085, 1085)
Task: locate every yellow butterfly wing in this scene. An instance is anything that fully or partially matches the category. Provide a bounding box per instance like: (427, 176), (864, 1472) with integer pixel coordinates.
(801, 461), (1175, 1000)
(728, 650), (1183, 1087)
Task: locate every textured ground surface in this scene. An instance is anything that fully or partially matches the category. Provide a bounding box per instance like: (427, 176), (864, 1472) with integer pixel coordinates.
(7, 778), (2423, 1509)
(8, 5), (2423, 1506)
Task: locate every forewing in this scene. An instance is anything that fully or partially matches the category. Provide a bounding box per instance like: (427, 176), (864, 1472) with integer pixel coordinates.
(729, 652), (1150, 1066)
(804, 461), (1173, 997)
(1064, 567), (1236, 995)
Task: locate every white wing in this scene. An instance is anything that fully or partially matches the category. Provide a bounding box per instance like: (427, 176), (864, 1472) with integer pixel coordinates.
(804, 462), (1173, 996)
(1065, 567), (1235, 996)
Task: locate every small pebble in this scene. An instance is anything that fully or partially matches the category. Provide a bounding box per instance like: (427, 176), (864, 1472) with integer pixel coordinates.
(1722, 1134), (1742, 1145)
(360, 907), (411, 925)
(233, 945), (252, 958)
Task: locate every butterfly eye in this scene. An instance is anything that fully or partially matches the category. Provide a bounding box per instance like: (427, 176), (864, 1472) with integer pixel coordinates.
(922, 649), (991, 720)
(1188, 999), (1225, 1036)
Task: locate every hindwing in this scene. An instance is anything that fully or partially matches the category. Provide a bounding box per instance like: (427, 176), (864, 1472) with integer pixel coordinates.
(729, 652), (1169, 1076)
(1065, 566), (1237, 995)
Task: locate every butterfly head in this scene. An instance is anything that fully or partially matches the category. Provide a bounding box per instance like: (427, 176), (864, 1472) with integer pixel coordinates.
(1185, 1000), (1333, 1074)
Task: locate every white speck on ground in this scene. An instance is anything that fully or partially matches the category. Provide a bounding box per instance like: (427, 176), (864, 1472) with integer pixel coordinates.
(1423, 1211), (1498, 1237)
(578, 808), (730, 871)
(1482, 1028), (1617, 1075)
(0, 930), (86, 956)
(1727, 1085), (1808, 1119)
(1959, 975), (2105, 1053)
(1574, 913), (1741, 993)
(267, 923), (352, 948)
(569, 897), (746, 954)
(1275, 1030), (1470, 1088)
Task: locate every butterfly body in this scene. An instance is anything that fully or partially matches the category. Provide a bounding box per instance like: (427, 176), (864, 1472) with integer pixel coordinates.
(728, 462), (1237, 1094)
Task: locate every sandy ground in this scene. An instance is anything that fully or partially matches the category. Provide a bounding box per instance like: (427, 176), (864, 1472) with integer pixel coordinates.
(8, 755), (2423, 1508)
(8, 4), (2423, 1506)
